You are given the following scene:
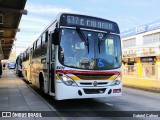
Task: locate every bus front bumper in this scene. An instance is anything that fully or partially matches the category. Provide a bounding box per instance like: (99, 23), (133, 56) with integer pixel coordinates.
(55, 82), (122, 100)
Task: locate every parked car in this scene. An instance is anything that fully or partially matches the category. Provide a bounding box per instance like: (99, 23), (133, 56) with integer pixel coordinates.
(8, 62), (15, 69)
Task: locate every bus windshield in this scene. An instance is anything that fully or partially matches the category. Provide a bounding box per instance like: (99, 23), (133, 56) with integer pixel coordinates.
(58, 28), (121, 70)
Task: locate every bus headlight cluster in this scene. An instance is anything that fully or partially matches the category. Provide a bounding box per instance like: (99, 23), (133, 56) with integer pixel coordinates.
(110, 75), (121, 86)
(58, 73), (77, 86)
(116, 74), (122, 81)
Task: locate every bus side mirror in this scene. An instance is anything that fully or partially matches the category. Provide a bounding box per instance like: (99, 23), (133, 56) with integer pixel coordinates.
(52, 28), (59, 45)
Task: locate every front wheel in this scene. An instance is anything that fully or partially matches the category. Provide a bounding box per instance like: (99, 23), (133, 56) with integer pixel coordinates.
(40, 76), (45, 92)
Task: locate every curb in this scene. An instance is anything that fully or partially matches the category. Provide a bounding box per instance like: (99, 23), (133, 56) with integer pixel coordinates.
(123, 85), (160, 93)
(20, 77), (65, 120)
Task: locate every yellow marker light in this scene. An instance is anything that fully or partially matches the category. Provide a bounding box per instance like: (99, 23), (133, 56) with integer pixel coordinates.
(62, 76), (68, 81)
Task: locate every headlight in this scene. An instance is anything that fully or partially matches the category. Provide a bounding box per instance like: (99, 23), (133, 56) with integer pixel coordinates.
(110, 75), (121, 86)
(111, 80), (121, 86)
(116, 74), (122, 81)
(58, 73), (77, 86)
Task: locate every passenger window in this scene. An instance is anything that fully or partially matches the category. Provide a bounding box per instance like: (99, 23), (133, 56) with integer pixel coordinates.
(42, 34), (46, 44)
(37, 37), (42, 47)
(45, 31), (48, 42)
(35, 42), (37, 48)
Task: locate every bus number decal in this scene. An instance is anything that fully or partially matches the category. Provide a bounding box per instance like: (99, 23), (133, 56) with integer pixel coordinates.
(56, 66), (65, 70)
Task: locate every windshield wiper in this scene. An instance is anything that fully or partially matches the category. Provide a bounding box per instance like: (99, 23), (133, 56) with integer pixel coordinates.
(98, 32), (110, 53)
(76, 27), (89, 53)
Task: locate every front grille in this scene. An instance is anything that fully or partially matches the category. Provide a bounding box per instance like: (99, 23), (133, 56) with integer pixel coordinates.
(83, 88), (106, 94)
(80, 82), (92, 85)
(75, 74), (113, 80)
(80, 82), (108, 86)
(97, 82), (108, 85)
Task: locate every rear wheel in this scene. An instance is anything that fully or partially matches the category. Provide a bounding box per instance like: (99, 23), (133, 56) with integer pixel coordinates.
(18, 71), (22, 77)
(39, 74), (45, 92)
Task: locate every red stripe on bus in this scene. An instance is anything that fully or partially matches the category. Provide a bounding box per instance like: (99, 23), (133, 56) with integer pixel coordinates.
(56, 70), (121, 75)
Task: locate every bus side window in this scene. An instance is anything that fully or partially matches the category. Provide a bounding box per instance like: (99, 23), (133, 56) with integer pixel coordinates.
(37, 37), (42, 47)
(26, 50), (29, 60)
(23, 52), (26, 61)
(32, 43), (34, 58)
(35, 41), (38, 58)
(41, 32), (48, 56)
(42, 33), (46, 44)
(33, 43), (36, 58)
(45, 31), (48, 42)
(36, 37), (42, 57)
(52, 44), (55, 61)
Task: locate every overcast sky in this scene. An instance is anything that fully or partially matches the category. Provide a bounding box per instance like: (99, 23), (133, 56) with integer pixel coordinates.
(14, 0), (160, 56)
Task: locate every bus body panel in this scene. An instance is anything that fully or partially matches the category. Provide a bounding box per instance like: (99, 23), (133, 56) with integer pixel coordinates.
(22, 60), (31, 82)
(22, 47), (31, 83)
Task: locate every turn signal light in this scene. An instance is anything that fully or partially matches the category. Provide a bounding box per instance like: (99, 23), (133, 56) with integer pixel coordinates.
(113, 89), (121, 93)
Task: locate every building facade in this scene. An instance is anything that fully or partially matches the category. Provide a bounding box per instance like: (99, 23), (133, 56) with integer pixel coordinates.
(121, 20), (160, 79)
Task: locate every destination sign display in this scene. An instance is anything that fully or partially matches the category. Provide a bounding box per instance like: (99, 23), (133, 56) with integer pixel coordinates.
(59, 14), (119, 34)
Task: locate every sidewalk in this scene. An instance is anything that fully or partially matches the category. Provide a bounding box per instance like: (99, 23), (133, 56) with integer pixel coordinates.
(122, 76), (160, 93)
(0, 69), (61, 120)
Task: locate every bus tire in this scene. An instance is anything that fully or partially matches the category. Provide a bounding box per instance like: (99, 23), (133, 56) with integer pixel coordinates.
(18, 71), (22, 77)
(39, 73), (45, 92)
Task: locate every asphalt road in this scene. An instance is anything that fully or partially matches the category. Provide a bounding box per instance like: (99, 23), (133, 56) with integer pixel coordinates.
(28, 83), (160, 120)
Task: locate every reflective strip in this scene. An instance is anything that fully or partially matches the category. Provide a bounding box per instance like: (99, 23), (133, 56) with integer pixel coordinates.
(56, 70), (121, 75)
(64, 75), (117, 81)
(109, 76), (117, 80)
(70, 76), (80, 80)
(55, 70), (120, 81)
(55, 75), (60, 80)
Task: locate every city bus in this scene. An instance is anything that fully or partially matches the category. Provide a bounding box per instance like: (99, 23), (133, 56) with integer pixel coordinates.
(22, 47), (31, 82)
(22, 13), (122, 100)
(15, 53), (23, 77)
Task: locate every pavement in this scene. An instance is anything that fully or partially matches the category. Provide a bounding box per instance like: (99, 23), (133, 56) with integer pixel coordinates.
(0, 69), (62, 120)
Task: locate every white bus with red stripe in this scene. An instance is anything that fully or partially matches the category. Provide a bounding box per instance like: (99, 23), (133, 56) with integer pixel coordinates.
(22, 13), (122, 100)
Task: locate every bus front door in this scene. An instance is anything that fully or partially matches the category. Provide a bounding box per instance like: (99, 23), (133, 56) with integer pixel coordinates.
(48, 33), (55, 95)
